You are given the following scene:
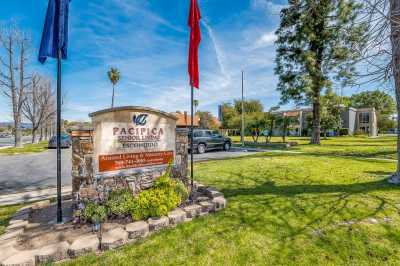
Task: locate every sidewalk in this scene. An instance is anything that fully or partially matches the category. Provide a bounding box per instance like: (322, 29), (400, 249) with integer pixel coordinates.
(0, 186), (72, 206)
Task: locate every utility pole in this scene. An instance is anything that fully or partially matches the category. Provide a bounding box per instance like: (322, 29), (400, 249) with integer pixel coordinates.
(241, 70), (245, 147)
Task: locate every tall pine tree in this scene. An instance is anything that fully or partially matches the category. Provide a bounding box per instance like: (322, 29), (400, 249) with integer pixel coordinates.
(275, 0), (366, 144)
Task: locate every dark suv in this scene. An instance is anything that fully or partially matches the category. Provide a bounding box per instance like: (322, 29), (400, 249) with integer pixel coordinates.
(190, 129), (231, 154)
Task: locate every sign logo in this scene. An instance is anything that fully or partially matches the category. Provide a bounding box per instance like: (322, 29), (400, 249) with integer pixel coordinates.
(133, 114), (148, 126)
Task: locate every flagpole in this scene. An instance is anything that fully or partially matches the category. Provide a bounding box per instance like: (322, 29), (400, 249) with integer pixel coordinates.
(241, 70), (245, 147)
(56, 48), (62, 223)
(190, 81), (194, 197)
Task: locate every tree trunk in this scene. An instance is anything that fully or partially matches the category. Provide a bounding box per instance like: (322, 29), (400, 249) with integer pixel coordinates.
(311, 96), (321, 144)
(111, 84), (115, 108)
(39, 126), (43, 142)
(45, 125), (49, 140)
(388, 0), (400, 183)
(31, 130), (36, 144)
(14, 116), (22, 148)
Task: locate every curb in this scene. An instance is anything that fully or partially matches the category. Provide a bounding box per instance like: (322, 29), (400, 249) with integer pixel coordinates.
(0, 186), (72, 206)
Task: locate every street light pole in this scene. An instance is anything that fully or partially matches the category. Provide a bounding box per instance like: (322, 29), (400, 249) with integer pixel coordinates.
(241, 70), (245, 147)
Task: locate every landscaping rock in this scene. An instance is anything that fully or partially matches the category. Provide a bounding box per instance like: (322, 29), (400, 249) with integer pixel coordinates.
(196, 196), (210, 203)
(125, 221), (149, 240)
(183, 204), (202, 218)
(212, 197), (226, 211)
(1, 249), (38, 266)
(168, 209), (186, 225)
(102, 222), (123, 231)
(148, 217), (169, 232)
(205, 188), (223, 199)
(195, 183), (207, 193)
(35, 241), (70, 264)
(101, 227), (128, 250)
(0, 246), (18, 263)
(199, 201), (215, 213)
(68, 234), (99, 257)
(9, 218), (27, 225)
(0, 228), (24, 242)
(0, 239), (17, 249)
(31, 200), (51, 210)
(6, 220), (28, 231)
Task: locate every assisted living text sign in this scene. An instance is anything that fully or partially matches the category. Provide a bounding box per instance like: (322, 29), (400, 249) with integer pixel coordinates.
(91, 108), (177, 175)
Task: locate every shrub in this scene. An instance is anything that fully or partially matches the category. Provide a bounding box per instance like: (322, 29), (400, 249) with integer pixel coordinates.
(82, 200), (108, 224)
(130, 170), (188, 220)
(354, 130), (366, 136)
(339, 128), (349, 136)
(106, 188), (134, 217)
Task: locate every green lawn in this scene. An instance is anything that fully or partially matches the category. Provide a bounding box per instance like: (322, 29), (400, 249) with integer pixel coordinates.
(233, 135), (397, 160)
(0, 141), (48, 155)
(60, 137), (400, 266)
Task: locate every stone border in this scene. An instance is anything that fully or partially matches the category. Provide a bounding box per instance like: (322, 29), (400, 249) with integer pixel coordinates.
(0, 184), (226, 266)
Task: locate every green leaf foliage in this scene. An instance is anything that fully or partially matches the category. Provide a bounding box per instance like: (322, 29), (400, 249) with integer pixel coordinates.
(82, 200), (108, 224)
(275, 0), (367, 143)
(106, 189), (135, 217)
(130, 171), (188, 220)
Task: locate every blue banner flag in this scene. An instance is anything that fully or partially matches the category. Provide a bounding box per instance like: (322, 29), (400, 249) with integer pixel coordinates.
(38, 0), (70, 64)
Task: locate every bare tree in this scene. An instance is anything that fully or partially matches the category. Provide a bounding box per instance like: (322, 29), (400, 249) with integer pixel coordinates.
(362, 0), (400, 182)
(22, 74), (55, 143)
(0, 25), (30, 147)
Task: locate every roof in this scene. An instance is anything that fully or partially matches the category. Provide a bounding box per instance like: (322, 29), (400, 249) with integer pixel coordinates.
(175, 112), (200, 127)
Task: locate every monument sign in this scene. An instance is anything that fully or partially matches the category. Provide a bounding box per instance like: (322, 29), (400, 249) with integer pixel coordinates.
(89, 106), (177, 177)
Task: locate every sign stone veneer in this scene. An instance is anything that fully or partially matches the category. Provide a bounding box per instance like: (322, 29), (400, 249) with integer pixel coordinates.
(71, 109), (189, 203)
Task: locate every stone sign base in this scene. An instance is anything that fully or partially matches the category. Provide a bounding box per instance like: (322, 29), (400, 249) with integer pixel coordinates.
(71, 128), (189, 204)
(0, 183), (226, 266)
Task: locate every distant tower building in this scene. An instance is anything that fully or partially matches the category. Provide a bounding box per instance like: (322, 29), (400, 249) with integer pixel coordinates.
(218, 105), (223, 123)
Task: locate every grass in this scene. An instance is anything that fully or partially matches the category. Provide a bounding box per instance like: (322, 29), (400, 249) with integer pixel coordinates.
(232, 135), (397, 160)
(60, 137), (400, 266)
(0, 141), (48, 155)
(0, 204), (24, 235)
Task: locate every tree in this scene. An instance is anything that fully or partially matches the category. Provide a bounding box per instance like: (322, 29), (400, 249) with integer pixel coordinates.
(265, 106), (280, 143)
(108, 67), (120, 108)
(0, 25), (31, 147)
(197, 111), (219, 130)
(246, 112), (268, 143)
(361, 0), (400, 182)
(234, 99), (263, 114)
(320, 89), (342, 138)
(276, 114), (297, 143)
(193, 99), (199, 113)
(275, 0), (366, 144)
(22, 74), (55, 143)
(350, 90), (396, 132)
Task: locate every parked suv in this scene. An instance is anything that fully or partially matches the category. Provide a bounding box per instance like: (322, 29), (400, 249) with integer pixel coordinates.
(189, 129), (231, 154)
(48, 133), (72, 149)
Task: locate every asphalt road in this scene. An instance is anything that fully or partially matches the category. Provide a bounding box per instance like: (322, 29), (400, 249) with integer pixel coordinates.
(0, 136), (32, 147)
(0, 148), (258, 195)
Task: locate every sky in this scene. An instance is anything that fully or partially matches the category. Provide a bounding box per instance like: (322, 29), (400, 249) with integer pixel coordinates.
(0, 0), (383, 122)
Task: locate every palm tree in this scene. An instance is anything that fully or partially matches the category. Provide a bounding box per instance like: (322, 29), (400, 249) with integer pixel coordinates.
(193, 99), (199, 113)
(107, 67), (121, 108)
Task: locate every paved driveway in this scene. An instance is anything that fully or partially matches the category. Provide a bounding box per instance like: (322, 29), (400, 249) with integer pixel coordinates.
(0, 148), (259, 195)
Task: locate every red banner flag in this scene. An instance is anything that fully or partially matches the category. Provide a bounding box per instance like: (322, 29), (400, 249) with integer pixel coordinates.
(188, 0), (201, 89)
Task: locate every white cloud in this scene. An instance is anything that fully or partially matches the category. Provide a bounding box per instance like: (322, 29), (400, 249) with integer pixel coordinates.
(253, 32), (277, 49)
(201, 20), (231, 85)
(251, 0), (286, 14)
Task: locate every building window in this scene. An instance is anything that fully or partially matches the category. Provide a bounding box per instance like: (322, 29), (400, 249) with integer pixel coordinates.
(359, 113), (370, 124)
